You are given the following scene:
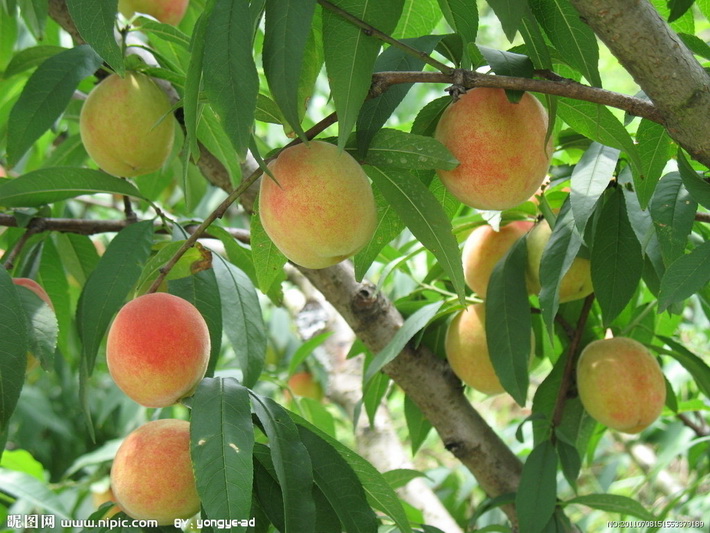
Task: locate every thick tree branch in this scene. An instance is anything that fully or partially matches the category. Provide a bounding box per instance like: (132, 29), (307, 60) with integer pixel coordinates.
(569, 0), (710, 166)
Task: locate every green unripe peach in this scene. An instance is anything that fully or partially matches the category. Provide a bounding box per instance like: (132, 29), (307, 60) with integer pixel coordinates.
(80, 72), (175, 177)
(576, 337), (666, 434)
(434, 88), (552, 211)
(462, 220), (534, 299)
(13, 278), (54, 373)
(118, 0), (189, 25)
(106, 293), (209, 408)
(445, 303), (534, 395)
(111, 419), (200, 524)
(259, 140), (377, 269)
(526, 219), (594, 303)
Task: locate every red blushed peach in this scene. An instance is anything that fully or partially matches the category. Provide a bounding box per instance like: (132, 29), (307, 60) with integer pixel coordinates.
(80, 71), (175, 177)
(118, 0), (189, 25)
(259, 140), (377, 269)
(111, 419), (200, 525)
(286, 371), (324, 401)
(106, 293), (209, 408)
(435, 88), (552, 211)
(13, 278), (54, 372)
(577, 337), (666, 434)
(462, 220), (534, 299)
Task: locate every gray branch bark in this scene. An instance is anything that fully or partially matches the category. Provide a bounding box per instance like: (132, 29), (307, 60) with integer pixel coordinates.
(569, 0), (710, 166)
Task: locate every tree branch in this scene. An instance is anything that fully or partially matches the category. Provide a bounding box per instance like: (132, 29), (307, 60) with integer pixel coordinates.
(569, 0), (710, 166)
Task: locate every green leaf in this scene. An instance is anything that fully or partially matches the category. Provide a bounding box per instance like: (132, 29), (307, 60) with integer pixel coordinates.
(658, 240), (710, 312)
(667, 0), (694, 22)
(393, 0), (441, 38)
(486, 237), (532, 406)
(137, 20), (191, 49)
(591, 187), (643, 325)
(365, 165), (466, 302)
(364, 301), (443, 385)
(212, 255), (266, 389)
(519, 7), (553, 69)
(404, 395), (433, 455)
(516, 440), (558, 533)
(486, 0), (526, 41)
(168, 270), (223, 378)
(191, 378), (254, 530)
(263, 0), (316, 139)
(3, 45), (65, 78)
(297, 424), (379, 533)
(0, 269), (27, 437)
(538, 202), (584, 331)
(14, 284), (57, 371)
(528, 0), (600, 86)
(255, 93), (287, 124)
(0, 168), (145, 207)
(288, 332), (334, 377)
(0, 469), (70, 518)
(564, 494), (656, 521)
(556, 435), (581, 491)
(197, 104), (243, 185)
(411, 96), (449, 137)
(478, 45), (533, 101)
(569, 142), (619, 233)
(203, 0), (258, 160)
(650, 172), (697, 267)
(250, 208), (287, 297)
(7, 45), (103, 166)
(655, 336), (710, 399)
(322, 0), (404, 148)
(183, 8), (210, 159)
(353, 184), (405, 281)
(437, 0), (478, 67)
(635, 119), (672, 209)
(251, 393), (317, 533)
(290, 413), (413, 533)
(677, 149), (710, 210)
(77, 220), (154, 376)
(354, 129), (458, 170)
(66, 0), (124, 75)
(356, 35), (443, 156)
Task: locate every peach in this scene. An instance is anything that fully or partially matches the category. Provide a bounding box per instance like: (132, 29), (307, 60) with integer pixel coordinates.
(111, 419), (200, 524)
(576, 337), (666, 433)
(106, 293), (209, 407)
(13, 278), (54, 372)
(259, 140), (377, 269)
(118, 0), (189, 25)
(445, 303), (534, 395)
(92, 487), (121, 518)
(80, 71), (175, 177)
(434, 88), (552, 211)
(462, 220), (534, 298)
(526, 219), (593, 303)
(286, 371), (324, 401)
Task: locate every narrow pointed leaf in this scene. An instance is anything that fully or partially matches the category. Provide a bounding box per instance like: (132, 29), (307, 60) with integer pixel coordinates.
(650, 172), (697, 267)
(658, 240), (710, 311)
(354, 129), (458, 170)
(7, 45), (102, 165)
(635, 119), (672, 209)
(191, 378), (254, 530)
(655, 336), (710, 398)
(322, 0), (404, 148)
(564, 494), (656, 521)
(263, 0), (316, 138)
(569, 142), (619, 232)
(677, 149), (710, 210)
(365, 165), (465, 302)
(486, 0), (526, 41)
(251, 393), (317, 533)
(591, 188), (643, 325)
(437, 0), (478, 65)
(3, 45), (65, 78)
(212, 255), (266, 389)
(203, 0), (258, 160)
(486, 237), (532, 406)
(516, 440), (558, 533)
(250, 209), (287, 298)
(65, 0), (123, 74)
(0, 270), (27, 436)
(184, 9), (210, 159)
(0, 168), (144, 207)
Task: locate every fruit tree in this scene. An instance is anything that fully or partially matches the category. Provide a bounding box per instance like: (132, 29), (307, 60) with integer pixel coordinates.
(0, 0), (709, 532)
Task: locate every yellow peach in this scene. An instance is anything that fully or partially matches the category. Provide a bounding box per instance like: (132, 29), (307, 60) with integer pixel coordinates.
(435, 88), (552, 211)
(106, 293), (209, 407)
(576, 337), (666, 433)
(111, 419), (200, 524)
(80, 71), (175, 177)
(259, 140), (377, 269)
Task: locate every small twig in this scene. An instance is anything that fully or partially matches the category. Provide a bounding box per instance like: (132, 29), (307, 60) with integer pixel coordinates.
(695, 212), (710, 223)
(317, 0), (454, 75)
(551, 294), (596, 435)
(2, 224), (44, 271)
(122, 195), (137, 223)
(677, 412), (710, 438)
